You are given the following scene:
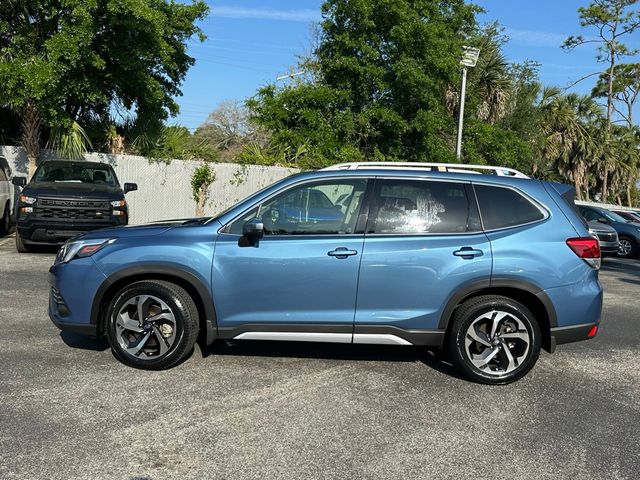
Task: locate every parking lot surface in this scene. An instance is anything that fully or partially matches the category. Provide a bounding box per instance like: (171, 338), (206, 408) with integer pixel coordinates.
(0, 233), (639, 480)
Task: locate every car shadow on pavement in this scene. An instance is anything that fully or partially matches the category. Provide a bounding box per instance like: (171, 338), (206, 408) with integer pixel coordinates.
(200, 341), (466, 380)
(60, 331), (110, 351)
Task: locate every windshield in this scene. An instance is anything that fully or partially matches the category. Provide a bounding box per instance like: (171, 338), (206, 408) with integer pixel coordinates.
(34, 163), (118, 186)
(601, 209), (629, 223)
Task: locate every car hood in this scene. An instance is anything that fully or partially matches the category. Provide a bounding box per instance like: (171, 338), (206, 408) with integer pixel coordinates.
(23, 181), (123, 198)
(587, 221), (616, 233)
(75, 217), (215, 240)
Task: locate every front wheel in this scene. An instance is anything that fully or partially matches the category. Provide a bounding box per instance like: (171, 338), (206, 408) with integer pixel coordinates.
(448, 295), (541, 385)
(15, 231), (31, 253)
(105, 280), (199, 370)
(617, 236), (637, 259)
(0, 202), (10, 235)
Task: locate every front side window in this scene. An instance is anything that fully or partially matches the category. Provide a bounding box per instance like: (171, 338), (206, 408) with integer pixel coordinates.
(475, 184), (545, 230)
(227, 179), (368, 235)
(368, 180), (471, 234)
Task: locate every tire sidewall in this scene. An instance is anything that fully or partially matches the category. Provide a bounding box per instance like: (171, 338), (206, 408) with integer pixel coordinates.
(106, 283), (189, 369)
(451, 298), (541, 384)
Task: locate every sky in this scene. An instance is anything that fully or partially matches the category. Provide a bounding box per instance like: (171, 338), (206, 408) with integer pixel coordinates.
(174, 0), (640, 131)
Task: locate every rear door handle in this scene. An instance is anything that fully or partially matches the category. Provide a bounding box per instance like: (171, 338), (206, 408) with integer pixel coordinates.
(453, 247), (484, 259)
(328, 247), (358, 259)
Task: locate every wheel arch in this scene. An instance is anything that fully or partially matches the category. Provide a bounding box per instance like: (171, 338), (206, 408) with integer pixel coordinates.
(439, 279), (557, 353)
(91, 266), (217, 345)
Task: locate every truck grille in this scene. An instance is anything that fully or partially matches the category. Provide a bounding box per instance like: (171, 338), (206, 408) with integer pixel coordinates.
(596, 232), (617, 242)
(36, 197), (111, 221)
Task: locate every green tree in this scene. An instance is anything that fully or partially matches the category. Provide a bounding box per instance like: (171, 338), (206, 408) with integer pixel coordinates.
(592, 63), (640, 127)
(247, 0), (479, 167)
(563, 0), (640, 198)
(0, 0), (208, 176)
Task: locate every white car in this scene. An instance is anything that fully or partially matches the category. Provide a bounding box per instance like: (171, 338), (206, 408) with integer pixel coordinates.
(0, 156), (15, 235)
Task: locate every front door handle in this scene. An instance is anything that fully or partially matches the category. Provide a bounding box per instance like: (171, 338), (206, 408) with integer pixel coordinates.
(453, 247), (484, 259)
(328, 247), (358, 259)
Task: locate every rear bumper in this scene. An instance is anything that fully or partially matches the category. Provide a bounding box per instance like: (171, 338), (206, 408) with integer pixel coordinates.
(550, 322), (598, 349)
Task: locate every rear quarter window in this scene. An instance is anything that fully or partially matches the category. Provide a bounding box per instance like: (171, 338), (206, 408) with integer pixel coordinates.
(474, 184), (545, 230)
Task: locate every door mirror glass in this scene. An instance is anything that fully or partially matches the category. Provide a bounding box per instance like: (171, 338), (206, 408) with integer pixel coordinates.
(12, 176), (26, 187)
(597, 217), (608, 224)
(124, 182), (138, 194)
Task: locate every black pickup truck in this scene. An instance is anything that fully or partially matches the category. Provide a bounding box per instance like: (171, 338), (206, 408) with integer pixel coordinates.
(12, 160), (137, 252)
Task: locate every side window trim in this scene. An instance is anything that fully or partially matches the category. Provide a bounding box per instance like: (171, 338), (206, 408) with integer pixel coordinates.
(472, 182), (550, 232)
(365, 177), (475, 236)
(221, 177), (373, 236)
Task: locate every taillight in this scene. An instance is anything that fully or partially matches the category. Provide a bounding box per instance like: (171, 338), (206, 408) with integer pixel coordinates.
(566, 237), (601, 269)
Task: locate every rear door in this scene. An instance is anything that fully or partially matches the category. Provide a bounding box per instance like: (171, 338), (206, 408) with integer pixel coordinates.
(354, 178), (492, 341)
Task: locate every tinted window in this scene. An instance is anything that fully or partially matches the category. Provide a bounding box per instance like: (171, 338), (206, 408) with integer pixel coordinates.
(368, 180), (471, 234)
(475, 185), (545, 230)
(580, 207), (601, 222)
(227, 180), (367, 235)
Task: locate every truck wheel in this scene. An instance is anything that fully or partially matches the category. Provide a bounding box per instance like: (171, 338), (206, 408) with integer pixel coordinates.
(448, 295), (541, 385)
(15, 231), (31, 253)
(0, 202), (9, 235)
(105, 280), (199, 370)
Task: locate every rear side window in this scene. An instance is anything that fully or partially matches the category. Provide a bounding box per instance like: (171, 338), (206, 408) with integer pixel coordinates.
(368, 180), (474, 234)
(475, 184), (545, 230)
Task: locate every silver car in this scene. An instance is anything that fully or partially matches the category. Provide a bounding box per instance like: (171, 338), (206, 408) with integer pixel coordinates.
(588, 221), (619, 256)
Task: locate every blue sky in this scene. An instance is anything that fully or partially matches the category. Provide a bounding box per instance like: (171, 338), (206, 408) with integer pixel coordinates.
(174, 1), (640, 131)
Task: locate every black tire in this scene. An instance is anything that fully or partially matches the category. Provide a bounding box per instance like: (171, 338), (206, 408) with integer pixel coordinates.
(0, 202), (9, 235)
(105, 280), (199, 370)
(15, 230), (31, 253)
(617, 235), (637, 259)
(448, 295), (541, 385)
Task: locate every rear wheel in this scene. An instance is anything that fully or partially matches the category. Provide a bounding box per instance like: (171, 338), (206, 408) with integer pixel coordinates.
(617, 236), (637, 259)
(448, 295), (541, 385)
(15, 231), (31, 253)
(0, 202), (9, 235)
(105, 280), (199, 370)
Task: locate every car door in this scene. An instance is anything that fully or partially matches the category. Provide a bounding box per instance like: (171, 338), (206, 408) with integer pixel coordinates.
(354, 178), (492, 342)
(212, 177), (370, 341)
(0, 166), (8, 210)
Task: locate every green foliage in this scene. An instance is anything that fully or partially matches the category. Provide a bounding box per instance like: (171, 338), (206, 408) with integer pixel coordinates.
(131, 125), (218, 163)
(247, 0), (479, 166)
(191, 162), (216, 202)
(0, 0), (208, 146)
(47, 121), (93, 160)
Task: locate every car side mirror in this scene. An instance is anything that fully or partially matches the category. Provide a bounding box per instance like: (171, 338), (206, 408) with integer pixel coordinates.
(12, 176), (26, 187)
(597, 217), (608, 224)
(124, 182), (138, 194)
(241, 218), (264, 245)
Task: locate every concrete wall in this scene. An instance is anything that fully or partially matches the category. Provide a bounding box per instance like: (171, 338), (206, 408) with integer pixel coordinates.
(0, 146), (299, 224)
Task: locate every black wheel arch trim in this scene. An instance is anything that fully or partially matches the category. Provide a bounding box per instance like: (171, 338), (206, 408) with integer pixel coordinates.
(90, 265), (217, 345)
(438, 277), (558, 331)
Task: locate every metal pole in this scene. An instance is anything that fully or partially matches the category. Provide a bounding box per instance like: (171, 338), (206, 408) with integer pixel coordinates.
(455, 66), (468, 160)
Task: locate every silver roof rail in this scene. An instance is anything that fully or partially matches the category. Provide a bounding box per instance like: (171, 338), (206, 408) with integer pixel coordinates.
(321, 162), (530, 178)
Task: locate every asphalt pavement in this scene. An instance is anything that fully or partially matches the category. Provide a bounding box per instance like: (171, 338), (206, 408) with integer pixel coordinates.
(0, 233), (639, 480)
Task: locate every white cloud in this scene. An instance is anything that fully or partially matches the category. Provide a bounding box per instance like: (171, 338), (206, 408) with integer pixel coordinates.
(504, 27), (568, 48)
(213, 6), (321, 22)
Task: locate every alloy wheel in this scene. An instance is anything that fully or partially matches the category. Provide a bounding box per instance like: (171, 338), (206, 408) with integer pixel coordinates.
(618, 239), (632, 257)
(115, 295), (177, 360)
(464, 310), (531, 376)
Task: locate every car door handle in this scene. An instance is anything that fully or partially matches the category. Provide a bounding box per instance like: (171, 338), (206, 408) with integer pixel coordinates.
(328, 247), (358, 258)
(453, 247), (484, 259)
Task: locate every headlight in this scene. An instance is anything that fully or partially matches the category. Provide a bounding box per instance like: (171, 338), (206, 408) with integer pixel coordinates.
(20, 195), (36, 205)
(110, 200), (126, 208)
(56, 238), (116, 264)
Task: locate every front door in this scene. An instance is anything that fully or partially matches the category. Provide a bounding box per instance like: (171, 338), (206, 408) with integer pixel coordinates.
(212, 178), (369, 341)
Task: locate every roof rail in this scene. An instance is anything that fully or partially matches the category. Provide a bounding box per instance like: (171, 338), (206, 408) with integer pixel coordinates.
(321, 162), (530, 178)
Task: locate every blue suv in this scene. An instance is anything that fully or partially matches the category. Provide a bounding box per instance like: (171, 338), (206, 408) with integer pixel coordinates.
(49, 163), (603, 384)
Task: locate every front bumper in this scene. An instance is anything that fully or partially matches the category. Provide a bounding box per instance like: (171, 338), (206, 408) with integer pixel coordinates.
(48, 258), (107, 336)
(18, 216), (125, 245)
